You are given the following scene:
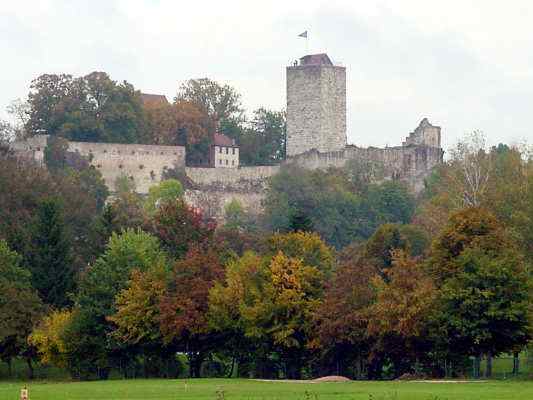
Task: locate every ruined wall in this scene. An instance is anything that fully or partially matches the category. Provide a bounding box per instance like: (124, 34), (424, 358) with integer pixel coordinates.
(286, 64), (346, 156)
(184, 166), (279, 217)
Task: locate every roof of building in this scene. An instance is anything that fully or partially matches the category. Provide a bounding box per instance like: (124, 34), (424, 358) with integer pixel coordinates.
(140, 93), (169, 106)
(299, 53), (333, 66)
(213, 132), (237, 147)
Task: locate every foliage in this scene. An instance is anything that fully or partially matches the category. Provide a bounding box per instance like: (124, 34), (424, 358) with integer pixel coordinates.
(26, 198), (74, 308)
(428, 207), (530, 360)
(147, 199), (216, 260)
(176, 78), (244, 124)
(239, 108), (286, 165)
(159, 247), (224, 377)
(29, 310), (73, 368)
(26, 72), (145, 143)
(108, 267), (167, 346)
(264, 165), (415, 249)
(267, 231), (335, 274)
(144, 179), (184, 215)
(0, 240), (45, 377)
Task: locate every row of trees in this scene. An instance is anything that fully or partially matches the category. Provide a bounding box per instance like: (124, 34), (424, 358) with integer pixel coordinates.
(1, 131), (532, 380)
(0, 73), (286, 166)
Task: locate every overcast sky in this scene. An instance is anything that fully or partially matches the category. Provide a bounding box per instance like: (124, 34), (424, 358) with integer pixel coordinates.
(2, 0), (533, 150)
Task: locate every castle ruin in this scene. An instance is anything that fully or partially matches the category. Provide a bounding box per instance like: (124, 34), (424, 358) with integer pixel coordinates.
(12, 54), (444, 217)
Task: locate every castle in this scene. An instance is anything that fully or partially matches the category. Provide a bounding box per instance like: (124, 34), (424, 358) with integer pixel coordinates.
(12, 54), (444, 217)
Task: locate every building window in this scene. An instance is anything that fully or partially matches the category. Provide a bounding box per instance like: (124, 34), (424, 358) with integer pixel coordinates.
(225, 159), (228, 165)
(219, 159), (222, 165)
(232, 160), (234, 166)
(219, 146), (222, 153)
(226, 147), (229, 154)
(232, 147), (235, 155)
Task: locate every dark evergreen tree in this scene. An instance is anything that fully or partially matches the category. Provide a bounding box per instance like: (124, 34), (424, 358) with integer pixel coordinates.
(28, 198), (74, 308)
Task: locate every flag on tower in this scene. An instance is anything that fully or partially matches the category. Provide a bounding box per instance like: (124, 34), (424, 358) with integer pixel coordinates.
(298, 31), (308, 38)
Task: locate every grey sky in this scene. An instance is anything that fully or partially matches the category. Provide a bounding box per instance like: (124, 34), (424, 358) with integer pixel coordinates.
(1, 0), (533, 151)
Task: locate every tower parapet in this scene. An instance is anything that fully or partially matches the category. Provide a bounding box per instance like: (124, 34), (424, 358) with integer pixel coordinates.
(286, 53), (346, 157)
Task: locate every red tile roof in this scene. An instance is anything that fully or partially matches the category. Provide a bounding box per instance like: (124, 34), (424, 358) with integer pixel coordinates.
(140, 93), (169, 105)
(213, 132), (236, 147)
(299, 53), (333, 66)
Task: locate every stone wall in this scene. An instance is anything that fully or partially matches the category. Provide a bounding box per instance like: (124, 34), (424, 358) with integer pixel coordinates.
(11, 135), (186, 194)
(68, 141), (186, 193)
(184, 166), (279, 217)
(286, 64), (346, 156)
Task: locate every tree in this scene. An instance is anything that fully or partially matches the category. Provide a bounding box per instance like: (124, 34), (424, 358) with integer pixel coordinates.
(210, 250), (325, 379)
(267, 231), (335, 274)
(159, 247), (224, 377)
(26, 72), (145, 143)
(27, 198), (74, 308)
(367, 251), (437, 377)
(144, 179), (184, 215)
(176, 78), (244, 124)
(29, 309), (73, 369)
(313, 244), (375, 378)
(147, 199), (216, 260)
(68, 229), (167, 379)
(428, 207), (530, 375)
(0, 240), (44, 378)
(240, 108), (286, 165)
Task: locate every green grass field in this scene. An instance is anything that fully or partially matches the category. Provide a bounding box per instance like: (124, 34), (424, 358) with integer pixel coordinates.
(1, 378), (533, 400)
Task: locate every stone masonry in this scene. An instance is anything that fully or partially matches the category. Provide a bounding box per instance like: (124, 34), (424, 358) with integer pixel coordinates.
(286, 54), (346, 156)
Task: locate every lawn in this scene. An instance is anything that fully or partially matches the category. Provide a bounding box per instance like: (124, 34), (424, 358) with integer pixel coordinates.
(1, 378), (533, 400)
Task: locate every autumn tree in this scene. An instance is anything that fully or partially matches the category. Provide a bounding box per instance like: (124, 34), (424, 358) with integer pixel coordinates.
(29, 309), (73, 370)
(312, 244), (375, 378)
(368, 251), (437, 377)
(159, 247), (224, 377)
(147, 199), (216, 260)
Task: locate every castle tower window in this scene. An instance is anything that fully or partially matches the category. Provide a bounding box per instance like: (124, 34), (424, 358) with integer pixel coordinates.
(225, 147), (229, 154)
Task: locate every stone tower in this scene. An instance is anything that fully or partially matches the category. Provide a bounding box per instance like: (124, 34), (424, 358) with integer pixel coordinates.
(286, 53), (346, 157)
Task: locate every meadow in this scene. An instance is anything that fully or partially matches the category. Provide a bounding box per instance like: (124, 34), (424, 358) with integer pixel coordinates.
(1, 378), (533, 400)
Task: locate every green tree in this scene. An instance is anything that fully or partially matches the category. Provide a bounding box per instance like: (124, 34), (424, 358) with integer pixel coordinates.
(144, 179), (184, 215)
(428, 207), (530, 375)
(240, 108), (286, 165)
(67, 229), (167, 379)
(27, 198), (74, 308)
(0, 240), (44, 378)
(26, 72), (145, 143)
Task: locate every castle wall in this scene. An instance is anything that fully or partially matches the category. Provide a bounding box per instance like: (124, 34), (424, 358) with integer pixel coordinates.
(68, 141), (186, 193)
(286, 64), (346, 156)
(184, 166), (279, 218)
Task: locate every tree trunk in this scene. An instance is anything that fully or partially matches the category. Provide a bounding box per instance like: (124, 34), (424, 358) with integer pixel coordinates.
(26, 357), (34, 380)
(473, 355), (481, 379)
(227, 356), (235, 378)
(485, 353), (492, 379)
(513, 352), (520, 375)
(6, 358), (12, 378)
